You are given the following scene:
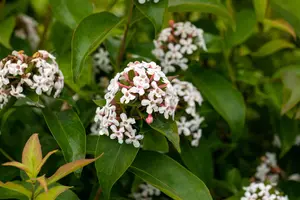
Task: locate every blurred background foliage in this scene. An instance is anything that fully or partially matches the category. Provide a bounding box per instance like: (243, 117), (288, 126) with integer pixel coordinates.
(0, 0), (300, 199)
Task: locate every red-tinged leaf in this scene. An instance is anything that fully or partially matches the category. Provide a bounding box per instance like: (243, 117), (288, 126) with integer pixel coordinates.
(48, 154), (103, 185)
(2, 161), (31, 174)
(37, 175), (48, 193)
(37, 150), (58, 174)
(0, 181), (31, 198)
(36, 185), (71, 200)
(263, 19), (296, 40)
(22, 133), (42, 178)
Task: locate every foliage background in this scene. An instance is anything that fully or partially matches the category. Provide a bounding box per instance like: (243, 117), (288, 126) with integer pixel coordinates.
(0, 0), (300, 199)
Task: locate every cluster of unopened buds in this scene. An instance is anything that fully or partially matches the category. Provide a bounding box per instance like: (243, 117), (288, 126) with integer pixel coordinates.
(93, 47), (113, 74)
(0, 50), (64, 109)
(241, 182), (288, 200)
(255, 152), (280, 184)
(138, 0), (160, 4)
(173, 79), (204, 147)
(93, 61), (178, 148)
(152, 20), (206, 74)
(131, 183), (161, 200)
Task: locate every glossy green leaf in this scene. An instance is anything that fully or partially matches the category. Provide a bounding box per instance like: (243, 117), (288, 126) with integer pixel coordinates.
(253, 0), (268, 21)
(36, 185), (70, 200)
(168, 0), (233, 25)
(95, 136), (139, 200)
(148, 116), (180, 152)
(142, 129), (169, 153)
(271, 0), (300, 36)
(135, 0), (168, 34)
(180, 138), (213, 186)
(187, 68), (246, 140)
(129, 151), (212, 200)
(0, 181), (31, 198)
(0, 17), (16, 49)
(42, 108), (86, 169)
(225, 9), (256, 48)
(252, 39), (295, 57)
(49, 0), (93, 29)
(72, 12), (123, 80)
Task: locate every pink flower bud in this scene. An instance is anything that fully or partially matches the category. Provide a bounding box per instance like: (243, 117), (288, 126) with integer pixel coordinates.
(146, 114), (153, 124)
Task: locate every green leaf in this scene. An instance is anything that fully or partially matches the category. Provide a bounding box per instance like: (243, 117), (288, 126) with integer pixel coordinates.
(42, 108), (86, 170)
(93, 99), (106, 107)
(148, 116), (180, 152)
(36, 185), (70, 200)
(168, 0), (233, 25)
(0, 181), (31, 199)
(252, 39), (295, 57)
(278, 116), (299, 157)
(225, 9), (256, 48)
(281, 71), (300, 114)
(49, 0), (93, 29)
(134, 0), (168, 34)
(253, 0), (268, 21)
(129, 151), (212, 200)
(271, 0), (300, 36)
(21, 133), (42, 178)
(48, 156), (101, 185)
(95, 136), (139, 200)
(187, 68), (246, 140)
(86, 135), (97, 155)
(226, 168), (242, 193)
(142, 129), (169, 153)
(180, 138), (213, 186)
(263, 19), (296, 39)
(71, 12), (123, 80)
(0, 17), (16, 49)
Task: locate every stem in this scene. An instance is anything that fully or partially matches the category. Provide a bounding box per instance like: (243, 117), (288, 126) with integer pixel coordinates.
(31, 182), (36, 200)
(116, 0), (134, 70)
(0, 148), (14, 161)
(93, 187), (102, 200)
(38, 5), (52, 50)
(224, 49), (236, 86)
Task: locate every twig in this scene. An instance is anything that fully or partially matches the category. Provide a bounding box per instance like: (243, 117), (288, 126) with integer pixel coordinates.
(116, 0), (134, 70)
(94, 187), (102, 200)
(0, 148), (14, 161)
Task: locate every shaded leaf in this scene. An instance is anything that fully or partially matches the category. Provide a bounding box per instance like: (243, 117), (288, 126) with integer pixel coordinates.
(226, 168), (242, 193)
(278, 116), (298, 157)
(0, 17), (16, 49)
(180, 138), (213, 186)
(42, 108), (86, 170)
(129, 151), (212, 200)
(134, 0), (168, 34)
(148, 116), (180, 152)
(0, 181), (31, 198)
(281, 72), (300, 114)
(36, 185), (71, 200)
(142, 130), (169, 153)
(95, 136), (138, 200)
(187, 68), (246, 140)
(49, 0), (93, 29)
(72, 12), (123, 80)
(252, 39), (295, 57)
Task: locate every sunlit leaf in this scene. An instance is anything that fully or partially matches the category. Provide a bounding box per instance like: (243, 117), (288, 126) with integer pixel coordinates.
(263, 19), (296, 39)
(36, 185), (71, 200)
(0, 181), (31, 198)
(253, 0), (268, 21)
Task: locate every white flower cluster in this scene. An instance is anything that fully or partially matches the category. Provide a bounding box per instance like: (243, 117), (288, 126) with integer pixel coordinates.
(131, 183), (161, 200)
(173, 79), (204, 147)
(15, 15), (40, 50)
(153, 21), (206, 74)
(0, 50), (64, 108)
(138, 0), (160, 4)
(93, 47), (112, 74)
(255, 152), (279, 184)
(93, 61), (178, 148)
(241, 182), (288, 200)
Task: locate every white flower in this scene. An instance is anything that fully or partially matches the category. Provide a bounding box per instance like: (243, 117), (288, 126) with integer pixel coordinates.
(177, 116), (192, 136)
(93, 47), (112, 74)
(254, 152), (279, 184)
(10, 84), (25, 98)
(0, 89), (9, 109)
(138, 0), (160, 4)
(131, 183), (161, 200)
(153, 21), (206, 74)
(92, 61), (178, 148)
